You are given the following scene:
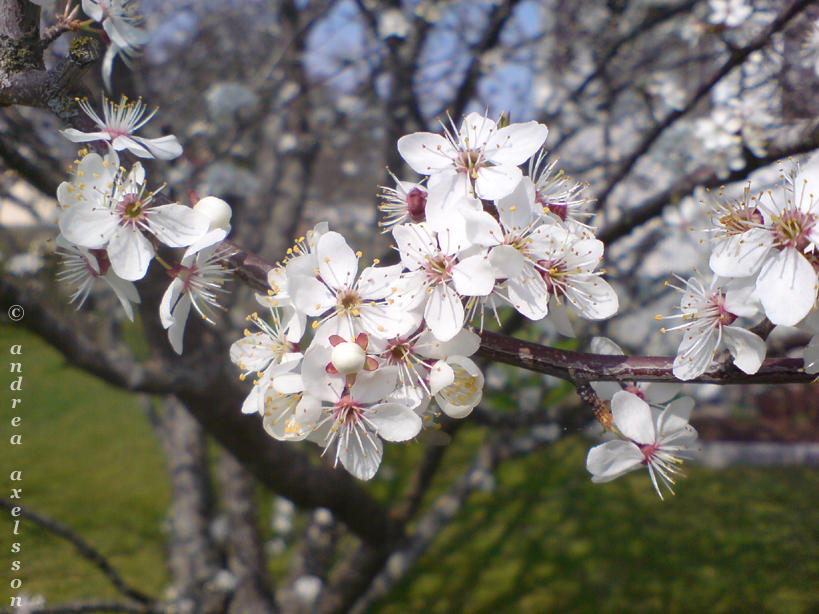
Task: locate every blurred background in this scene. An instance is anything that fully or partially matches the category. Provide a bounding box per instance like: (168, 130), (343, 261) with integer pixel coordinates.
(1, 0), (818, 612)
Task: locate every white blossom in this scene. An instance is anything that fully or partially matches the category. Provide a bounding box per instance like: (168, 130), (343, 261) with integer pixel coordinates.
(159, 243), (232, 354)
(659, 274), (765, 381)
(397, 112), (548, 200)
(55, 235), (140, 320)
(586, 391), (699, 499)
(58, 152), (209, 281)
(297, 367), (422, 480)
(60, 96), (182, 159)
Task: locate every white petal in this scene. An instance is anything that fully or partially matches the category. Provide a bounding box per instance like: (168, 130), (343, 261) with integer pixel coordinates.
(757, 247), (818, 326)
(59, 206), (119, 249)
(611, 391), (655, 443)
(107, 226), (154, 281)
(565, 276), (618, 320)
(397, 132), (456, 174)
(474, 164), (523, 200)
(506, 273), (550, 321)
(586, 440), (643, 482)
(489, 244), (528, 279)
(458, 112), (497, 149)
(709, 229), (773, 277)
(566, 239), (604, 272)
(350, 367), (398, 404)
(159, 278), (184, 327)
(425, 283), (465, 341)
(590, 336), (624, 356)
(113, 135), (151, 157)
(723, 326), (766, 374)
(548, 300), (575, 336)
(166, 295), (191, 354)
(357, 263), (403, 299)
(495, 177), (537, 232)
(317, 231), (358, 290)
(641, 382), (681, 404)
(672, 323), (719, 381)
(485, 121), (548, 166)
(83, 0), (104, 21)
(290, 275), (335, 316)
(367, 403), (422, 442)
(452, 254), (494, 297)
(393, 223), (435, 270)
(60, 129), (111, 143)
(102, 273), (140, 322)
(136, 135), (183, 160)
(428, 359), (455, 394)
(147, 204), (209, 248)
(358, 302), (418, 339)
(415, 327), (480, 359)
(723, 276), (760, 318)
(656, 396), (694, 435)
(338, 435), (383, 481)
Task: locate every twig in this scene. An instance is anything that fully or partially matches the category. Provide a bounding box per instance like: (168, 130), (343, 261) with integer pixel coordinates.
(0, 499), (155, 606)
(594, 0), (816, 212)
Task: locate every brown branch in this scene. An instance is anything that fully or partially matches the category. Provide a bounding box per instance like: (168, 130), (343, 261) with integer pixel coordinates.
(0, 498), (155, 606)
(477, 329), (811, 384)
(0, 35), (101, 120)
(0, 276), (204, 395)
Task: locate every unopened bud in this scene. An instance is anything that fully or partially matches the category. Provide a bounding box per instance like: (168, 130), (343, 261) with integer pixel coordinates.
(331, 341), (366, 375)
(194, 196), (232, 231)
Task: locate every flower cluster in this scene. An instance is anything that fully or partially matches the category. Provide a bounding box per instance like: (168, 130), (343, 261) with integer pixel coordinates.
(231, 113), (620, 480)
(659, 153), (819, 380)
(55, 146), (233, 353)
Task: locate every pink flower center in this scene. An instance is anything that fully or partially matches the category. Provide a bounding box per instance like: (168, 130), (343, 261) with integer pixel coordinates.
(117, 193), (144, 220)
(105, 127), (129, 139)
(167, 263), (197, 292)
(333, 394), (363, 426)
(718, 206), (763, 235)
(336, 288), (361, 313)
(546, 203), (568, 221)
(407, 188), (427, 222)
(457, 149), (485, 178)
(772, 209), (816, 251)
(424, 253), (455, 285)
(623, 384), (645, 400)
(709, 292), (737, 326)
(536, 260), (566, 295)
(638, 441), (660, 465)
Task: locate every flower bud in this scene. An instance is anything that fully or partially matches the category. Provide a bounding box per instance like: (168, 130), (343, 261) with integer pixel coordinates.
(330, 341), (366, 375)
(194, 196), (232, 231)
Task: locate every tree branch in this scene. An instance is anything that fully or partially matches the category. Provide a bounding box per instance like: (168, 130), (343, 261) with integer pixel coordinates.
(0, 498), (155, 606)
(477, 329), (811, 384)
(594, 0), (816, 212)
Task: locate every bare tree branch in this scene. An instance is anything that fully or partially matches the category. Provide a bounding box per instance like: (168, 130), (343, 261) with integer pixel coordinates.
(0, 498), (155, 606)
(594, 0), (817, 211)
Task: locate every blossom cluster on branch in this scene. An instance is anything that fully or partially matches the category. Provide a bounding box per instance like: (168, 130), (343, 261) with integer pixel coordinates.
(25, 0), (819, 499)
(228, 112), (623, 480)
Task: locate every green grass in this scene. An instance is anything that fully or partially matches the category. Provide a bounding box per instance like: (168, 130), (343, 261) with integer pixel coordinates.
(0, 325), (170, 605)
(370, 437), (819, 614)
(1, 325), (817, 613)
